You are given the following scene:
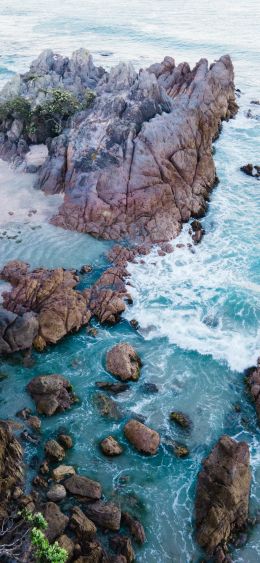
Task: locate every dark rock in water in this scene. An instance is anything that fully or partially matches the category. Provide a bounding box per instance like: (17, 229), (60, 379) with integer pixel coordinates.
(58, 433), (73, 450)
(100, 436), (123, 457)
(45, 439), (65, 462)
(0, 420), (23, 517)
(20, 430), (40, 445)
(129, 319), (139, 330)
(245, 358), (260, 420)
(169, 411), (192, 429)
(47, 484), (67, 502)
(84, 500), (121, 531)
(121, 512), (146, 544)
(106, 343), (142, 381)
(80, 264), (93, 274)
(70, 505), (97, 540)
(142, 382), (159, 394)
(109, 535), (135, 562)
(240, 163), (260, 178)
(163, 437), (189, 457)
(195, 435), (251, 558)
(0, 307), (38, 355)
(190, 219), (205, 244)
(250, 100), (260, 105)
(124, 419), (160, 455)
(27, 373), (76, 416)
(94, 393), (123, 420)
(28, 415), (41, 431)
(95, 381), (130, 394)
(64, 474), (102, 500)
(44, 501), (69, 541)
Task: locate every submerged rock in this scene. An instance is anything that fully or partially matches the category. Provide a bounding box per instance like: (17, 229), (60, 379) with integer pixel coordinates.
(169, 411), (192, 429)
(106, 343), (142, 381)
(124, 419), (160, 455)
(195, 435), (251, 558)
(95, 381), (130, 394)
(121, 512), (146, 544)
(27, 374), (76, 416)
(94, 393), (123, 420)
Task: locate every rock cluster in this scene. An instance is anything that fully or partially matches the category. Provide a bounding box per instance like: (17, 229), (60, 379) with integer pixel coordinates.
(195, 436), (251, 560)
(27, 374), (76, 416)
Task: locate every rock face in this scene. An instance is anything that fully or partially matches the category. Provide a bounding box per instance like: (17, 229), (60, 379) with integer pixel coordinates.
(124, 420), (160, 455)
(195, 435), (251, 558)
(0, 308), (38, 354)
(0, 260), (89, 350)
(106, 343), (141, 381)
(246, 359), (260, 419)
(0, 421), (23, 517)
(1, 50), (237, 243)
(27, 374), (76, 416)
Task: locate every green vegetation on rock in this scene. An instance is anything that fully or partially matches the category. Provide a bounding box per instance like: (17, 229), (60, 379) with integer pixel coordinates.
(0, 96), (31, 122)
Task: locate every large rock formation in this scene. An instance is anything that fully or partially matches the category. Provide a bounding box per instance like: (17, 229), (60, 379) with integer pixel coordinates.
(246, 358), (260, 420)
(0, 49), (238, 243)
(195, 436), (251, 560)
(0, 308), (38, 354)
(0, 421), (23, 518)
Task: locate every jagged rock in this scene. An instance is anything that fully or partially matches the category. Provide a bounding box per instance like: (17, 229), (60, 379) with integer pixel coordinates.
(95, 381), (130, 394)
(44, 439), (65, 462)
(246, 359), (260, 419)
(190, 219), (205, 244)
(28, 415), (41, 431)
(195, 435), (251, 558)
(64, 474), (101, 500)
(106, 343), (141, 381)
(0, 421), (23, 517)
(0, 307), (38, 355)
(44, 501), (69, 541)
(58, 433), (73, 449)
(240, 163), (260, 178)
(100, 436), (123, 456)
(27, 374), (76, 416)
(57, 534), (75, 561)
(70, 506), (97, 540)
(52, 465), (75, 482)
(124, 420), (160, 455)
(1, 260), (90, 349)
(84, 268), (127, 325)
(121, 512), (146, 544)
(142, 382), (159, 394)
(47, 484), (67, 502)
(109, 536), (135, 562)
(84, 501), (121, 531)
(169, 411), (192, 429)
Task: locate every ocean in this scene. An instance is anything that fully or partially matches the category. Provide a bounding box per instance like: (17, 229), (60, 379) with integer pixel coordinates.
(0, 1), (260, 561)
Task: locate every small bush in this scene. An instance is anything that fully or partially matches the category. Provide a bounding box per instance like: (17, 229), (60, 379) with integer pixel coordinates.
(31, 528), (68, 563)
(83, 88), (96, 108)
(0, 96), (31, 122)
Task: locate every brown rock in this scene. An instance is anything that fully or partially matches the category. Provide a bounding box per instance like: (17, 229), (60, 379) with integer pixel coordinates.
(195, 435), (251, 557)
(169, 411), (192, 429)
(73, 541), (103, 563)
(44, 439), (65, 462)
(28, 415), (41, 431)
(47, 484), (67, 502)
(27, 374), (76, 416)
(70, 506), (97, 540)
(122, 512), (146, 544)
(57, 534), (75, 561)
(95, 381), (129, 394)
(84, 501), (121, 531)
(44, 501), (69, 541)
(64, 474), (101, 500)
(100, 436), (123, 456)
(109, 535), (135, 563)
(58, 433), (73, 449)
(0, 421), (23, 513)
(106, 343), (141, 381)
(94, 393), (123, 420)
(52, 465), (76, 482)
(124, 419), (160, 455)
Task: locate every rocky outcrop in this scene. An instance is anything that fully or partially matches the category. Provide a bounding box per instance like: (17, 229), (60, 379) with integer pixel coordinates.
(106, 343), (142, 381)
(124, 420), (160, 455)
(1, 260), (90, 350)
(0, 421), (23, 518)
(0, 308), (38, 354)
(195, 436), (251, 559)
(1, 50), (237, 243)
(246, 358), (260, 420)
(27, 374), (76, 416)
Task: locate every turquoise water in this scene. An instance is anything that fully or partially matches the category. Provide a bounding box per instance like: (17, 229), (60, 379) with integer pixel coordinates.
(0, 1), (260, 561)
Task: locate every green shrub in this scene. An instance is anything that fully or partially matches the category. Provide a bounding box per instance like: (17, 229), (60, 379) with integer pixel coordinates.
(83, 88), (96, 108)
(21, 510), (68, 563)
(0, 96), (31, 122)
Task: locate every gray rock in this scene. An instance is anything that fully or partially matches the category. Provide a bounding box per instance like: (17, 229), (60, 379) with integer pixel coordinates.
(0, 308), (38, 355)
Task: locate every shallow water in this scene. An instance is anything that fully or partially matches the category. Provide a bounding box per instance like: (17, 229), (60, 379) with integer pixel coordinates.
(0, 1), (260, 561)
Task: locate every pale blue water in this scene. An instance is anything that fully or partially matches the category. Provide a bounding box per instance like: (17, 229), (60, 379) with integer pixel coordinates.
(0, 1), (260, 561)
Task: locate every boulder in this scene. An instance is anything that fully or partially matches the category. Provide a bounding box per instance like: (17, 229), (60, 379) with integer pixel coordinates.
(70, 506), (97, 540)
(100, 436), (123, 456)
(169, 411), (192, 429)
(57, 534), (75, 561)
(240, 163), (260, 178)
(84, 501), (121, 531)
(106, 343), (141, 381)
(44, 501), (69, 541)
(121, 512), (146, 544)
(64, 474), (101, 500)
(52, 465), (76, 482)
(0, 308), (38, 355)
(27, 374), (76, 416)
(124, 419), (160, 455)
(28, 415), (41, 431)
(58, 433), (73, 449)
(44, 440), (65, 462)
(47, 484), (67, 502)
(246, 359), (260, 420)
(109, 535), (135, 563)
(195, 435), (251, 557)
